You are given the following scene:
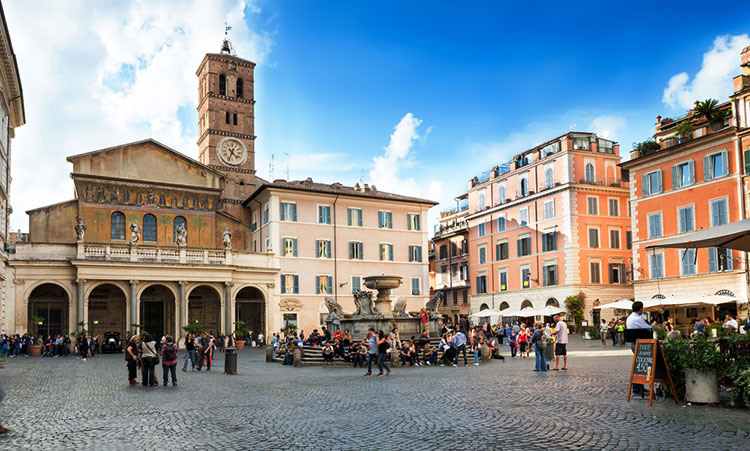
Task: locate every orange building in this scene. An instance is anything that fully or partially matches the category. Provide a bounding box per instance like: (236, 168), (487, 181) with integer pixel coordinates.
(466, 132), (633, 323)
(431, 195), (470, 322)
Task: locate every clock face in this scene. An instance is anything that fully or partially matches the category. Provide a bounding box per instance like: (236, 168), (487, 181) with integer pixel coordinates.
(218, 139), (245, 165)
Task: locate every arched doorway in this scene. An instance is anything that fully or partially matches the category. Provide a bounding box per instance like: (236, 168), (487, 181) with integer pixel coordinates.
(188, 286), (221, 335)
(235, 286), (265, 339)
(140, 285), (175, 340)
(88, 284), (126, 337)
(28, 283), (69, 336)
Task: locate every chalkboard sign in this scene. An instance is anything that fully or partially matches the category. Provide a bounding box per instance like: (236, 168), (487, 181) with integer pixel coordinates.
(627, 339), (678, 406)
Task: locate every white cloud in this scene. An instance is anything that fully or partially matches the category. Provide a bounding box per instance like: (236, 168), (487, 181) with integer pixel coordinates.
(662, 34), (750, 110)
(5, 1), (273, 231)
(369, 113), (424, 195)
(589, 115), (627, 140)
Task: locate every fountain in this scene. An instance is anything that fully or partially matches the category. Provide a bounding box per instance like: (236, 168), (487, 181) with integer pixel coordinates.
(324, 274), (444, 338)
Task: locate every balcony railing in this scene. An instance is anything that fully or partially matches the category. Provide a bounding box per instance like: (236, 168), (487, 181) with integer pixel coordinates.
(434, 221), (468, 237)
(79, 243), (233, 265)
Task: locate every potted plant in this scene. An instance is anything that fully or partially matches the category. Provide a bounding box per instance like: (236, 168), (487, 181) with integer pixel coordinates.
(29, 316), (44, 356)
(684, 337), (724, 403)
(182, 319), (203, 336)
(675, 122), (693, 142)
(233, 320), (249, 350)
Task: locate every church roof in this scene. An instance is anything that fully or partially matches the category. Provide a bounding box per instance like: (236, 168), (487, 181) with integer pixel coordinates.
(244, 178), (437, 206)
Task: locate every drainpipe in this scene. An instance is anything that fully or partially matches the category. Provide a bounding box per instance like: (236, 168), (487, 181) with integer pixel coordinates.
(333, 194), (340, 304)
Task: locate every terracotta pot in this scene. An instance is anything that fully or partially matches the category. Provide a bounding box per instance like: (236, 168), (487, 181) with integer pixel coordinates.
(235, 341), (245, 350)
(30, 345), (42, 356)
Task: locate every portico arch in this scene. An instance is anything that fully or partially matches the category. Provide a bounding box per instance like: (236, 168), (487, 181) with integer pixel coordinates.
(28, 283), (69, 337)
(87, 284), (127, 337)
(235, 285), (265, 339)
(140, 284), (175, 340)
(187, 285), (221, 335)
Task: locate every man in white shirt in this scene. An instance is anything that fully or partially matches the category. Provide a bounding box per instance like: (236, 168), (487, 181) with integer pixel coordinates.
(552, 315), (568, 371)
(723, 315), (738, 333)
(626, 301), (652, 395)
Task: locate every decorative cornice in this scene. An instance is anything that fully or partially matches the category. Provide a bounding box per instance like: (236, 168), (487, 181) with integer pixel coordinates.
(197, 129), (256, 144)
(220, 198), (244, 204)
(208, 164), (255, 174)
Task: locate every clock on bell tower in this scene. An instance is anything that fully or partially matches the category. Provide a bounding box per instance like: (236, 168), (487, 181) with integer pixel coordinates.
(196, 38), (258, 218)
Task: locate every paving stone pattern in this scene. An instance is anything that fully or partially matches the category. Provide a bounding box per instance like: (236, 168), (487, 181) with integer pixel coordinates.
(0, 341), (749, 450)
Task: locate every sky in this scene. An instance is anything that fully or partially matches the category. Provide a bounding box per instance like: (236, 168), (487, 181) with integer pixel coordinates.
(4, 1), (750, 233)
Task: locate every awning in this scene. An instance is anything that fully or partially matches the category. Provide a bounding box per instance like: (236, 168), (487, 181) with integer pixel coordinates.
(469, 309), (502, 318)
(595, 299), (635, 310)
(645, 218), (750, 252)
(504, 307), (565, 317)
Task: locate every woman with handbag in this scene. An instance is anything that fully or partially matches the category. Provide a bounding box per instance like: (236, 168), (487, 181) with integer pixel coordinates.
(139, 333), (158, 387)
(125, 336), (139, 385)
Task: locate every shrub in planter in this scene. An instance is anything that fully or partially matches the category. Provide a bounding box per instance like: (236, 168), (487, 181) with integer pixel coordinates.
(584, 325), (600, 339)
(653, 325), (667, 340)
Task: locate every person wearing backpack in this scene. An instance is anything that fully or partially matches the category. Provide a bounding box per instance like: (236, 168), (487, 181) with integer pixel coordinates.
(531, 323), (547, 372)
(160, 335), (179, 386)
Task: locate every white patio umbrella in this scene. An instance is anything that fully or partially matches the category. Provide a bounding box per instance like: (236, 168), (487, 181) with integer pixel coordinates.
(469, 309), (502, 318)
(694, 294), (747, 306)
(595, 299), (634, 310)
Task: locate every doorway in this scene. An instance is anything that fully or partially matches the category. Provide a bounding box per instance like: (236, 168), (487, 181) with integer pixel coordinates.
(235, 286), (265, 338)
(28, 284), (69, 336)
(140, 285), (174, 339)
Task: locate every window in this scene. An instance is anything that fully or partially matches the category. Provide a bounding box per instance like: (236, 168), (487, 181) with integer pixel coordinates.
(463, 291), (468, 305)
(351, 276), (361, 293)
(608, 199), (619, 217)
(348, 208), (362, 227)
(672, 160), (695, 188)
(233, 113), (238, 126)
(544, 167), (554, 188)
(585, 163), (595, 183)
(280, 202), (297, 222)
(316, 275), (333, 295)
(598, 139), (614, 154)
(461, 240), (468, 254)
(439, 245), (447, 259)
(542, 142), (559, 157)
(521, 268), (531, 288)
(453, 292), (458, 305)
(225, 111), (230, 124)
(411, 278), (421, 295)
(517, 235), (531, 257)
(587, 197), (599, 215)
(476, 275), (487, 294)
(236, 78), (243, 98)
(478, 192), (486, 210)
(281, 274), (299, 294)
(478, 245), (487, 264)
(283, 237), (298, 257)
(648, 213), (663, 238)
(588, 228), (599, 248)
(678, 206), (695, 233)
(710, 199), (728, 226)
(477, 222), (486, 237)
(642, 170), (663, 196)
(543, 264), (557, 286)
(379, 243), (393, 261)
(542, 231), (556, 252)
(349, 242), (363, 260)
(318, 205), (331, 224)
(378, 211), (392, 229)
(703, 150), (729, 180)
(574, 137), (590, 150)
(316, 240), (332, 258)
(263, 207), (269, 224)
(265, 237), (270, 252)
(520, 176), (528, 196)
(497, 215), (506, 231)
(609, 263), (626, 284)
(408, 245), (422, 263)
(496, 241), (508, 260)
(609, 229), (620, 249)
(681, 249), (697, 275)
(626, 230), (632, 249)
(460, 265), (468, 281)
(543, 200), (554, 220)
(499, 270), (508, 291)
(519, 208), (528, 226)
(111, 211), (126, 240)
(407, 213), (421, 231)
(143, 214), (157, 242)
(649, 253), (664, 279)
(498, 183), (506, 203)
(590, 262), (601, 283)
(219, 74), (226, 95)
(709, 247), (733, 272)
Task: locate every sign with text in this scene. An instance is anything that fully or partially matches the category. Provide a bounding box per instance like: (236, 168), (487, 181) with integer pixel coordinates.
(627, 339), (678, 406)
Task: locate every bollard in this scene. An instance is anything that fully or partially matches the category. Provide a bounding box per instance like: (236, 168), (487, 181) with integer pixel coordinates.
(224, 347), (237, 374)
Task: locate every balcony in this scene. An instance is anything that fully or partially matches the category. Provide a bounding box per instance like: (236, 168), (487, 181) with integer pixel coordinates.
(434, 220), (468, 238)
(80, 243), (231, 265)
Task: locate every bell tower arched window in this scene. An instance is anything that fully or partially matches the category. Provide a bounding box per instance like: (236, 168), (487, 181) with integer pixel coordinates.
(219, 74), (226, 96)
(225, 112), (230, 124)
(236, 78), (243, 98)
(143, 214), (157, 242)
(111, 212), (125, 240)
(233, 113), (238, 126)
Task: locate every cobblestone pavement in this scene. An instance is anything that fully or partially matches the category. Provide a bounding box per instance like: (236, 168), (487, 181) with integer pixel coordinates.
(0, 339), (748, 450)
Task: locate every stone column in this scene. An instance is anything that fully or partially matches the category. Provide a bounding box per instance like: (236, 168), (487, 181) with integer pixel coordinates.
(129, 280), (138, 329)
(178, 281), (188, 339)
(224, 281), (233, 337)
(76, 279), (86, 332)
(14, 278), (25, 335)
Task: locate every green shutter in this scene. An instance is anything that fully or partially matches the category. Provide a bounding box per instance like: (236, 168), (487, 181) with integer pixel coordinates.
(744, 150), (750, 175)
(293, 275), (299, 294)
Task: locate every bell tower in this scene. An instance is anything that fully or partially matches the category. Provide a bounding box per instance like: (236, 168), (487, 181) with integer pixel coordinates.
(196, 36), (258, 218)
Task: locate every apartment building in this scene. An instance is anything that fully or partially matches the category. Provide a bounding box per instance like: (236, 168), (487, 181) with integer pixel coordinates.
(246, 179), (436, 333)
(431, 194), (470, 322)
(466, 132), (634, 323)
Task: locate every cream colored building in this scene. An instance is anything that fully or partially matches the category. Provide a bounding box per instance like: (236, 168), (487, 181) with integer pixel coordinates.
(245, 179), (436, 334)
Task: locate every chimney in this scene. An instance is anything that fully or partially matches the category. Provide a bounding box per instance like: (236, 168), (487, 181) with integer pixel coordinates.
(363, 183), (370, 192)
(742, 46), (750, 75)
(331, 182), (342, 191)
(370, 185), (377, 192)
(354, 183), (360, 191)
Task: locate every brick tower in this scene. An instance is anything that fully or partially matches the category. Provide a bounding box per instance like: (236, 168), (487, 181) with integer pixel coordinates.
(196, 37), (258, 219)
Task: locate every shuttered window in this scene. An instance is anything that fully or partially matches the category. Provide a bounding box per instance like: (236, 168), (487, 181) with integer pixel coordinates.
(283, 237), (298, 257)
(281, 274), (299, 294)
(642, 170), (662, 196)
(703, 150), (729, 181)
(710, 199), (728, 226)
(318, 206), (331, 224)
(678, 206), (695, 233)
(648, 213), (663, 238)
(349, 242), (363, 260)
(280, 202), (297, 221)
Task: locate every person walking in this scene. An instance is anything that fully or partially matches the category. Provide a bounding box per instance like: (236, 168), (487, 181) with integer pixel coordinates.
(125, 336), (139, 385)
(203, 335), (215, 371)
(600, 319), (608, 347)
(376, 330), (391, 376)
(364, 328), (377, 376)
(79, 333), (89, 361)
(508, 327), (518, 358)
(160, 335), (179, 386)
(139, 333), (158, 387)
(532, 324), (547, 372)
(195, 333), (206, 371)
(551, 315), (568, 370)
(453, 329), (468, 367)
(471, 335), (482, 366)
(182, 333), (195, 372)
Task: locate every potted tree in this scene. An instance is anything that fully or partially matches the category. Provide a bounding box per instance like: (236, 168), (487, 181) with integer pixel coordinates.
(182, 319), (203, 336)
(684, 337), (724, 403)
(233, 320), (249, 350)
(30, 316), (44, 356)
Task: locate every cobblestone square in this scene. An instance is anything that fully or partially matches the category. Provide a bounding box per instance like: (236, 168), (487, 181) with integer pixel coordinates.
(1, 340), (749, 450)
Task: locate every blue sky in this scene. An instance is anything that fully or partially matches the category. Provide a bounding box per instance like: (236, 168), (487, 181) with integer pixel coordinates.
(5, 1), (750, 231)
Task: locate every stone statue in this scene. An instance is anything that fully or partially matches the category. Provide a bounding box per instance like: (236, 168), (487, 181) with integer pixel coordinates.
(74, 218), (86, 242)
(353, 289), (375, 316)
(391, 296), (409, 317)
(222, 227), (232, 249)
(324, 296), (344, 314)
(175, 224), (187, 247)
(425, 291), (443, 313)
(129, 221), (141, 245)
